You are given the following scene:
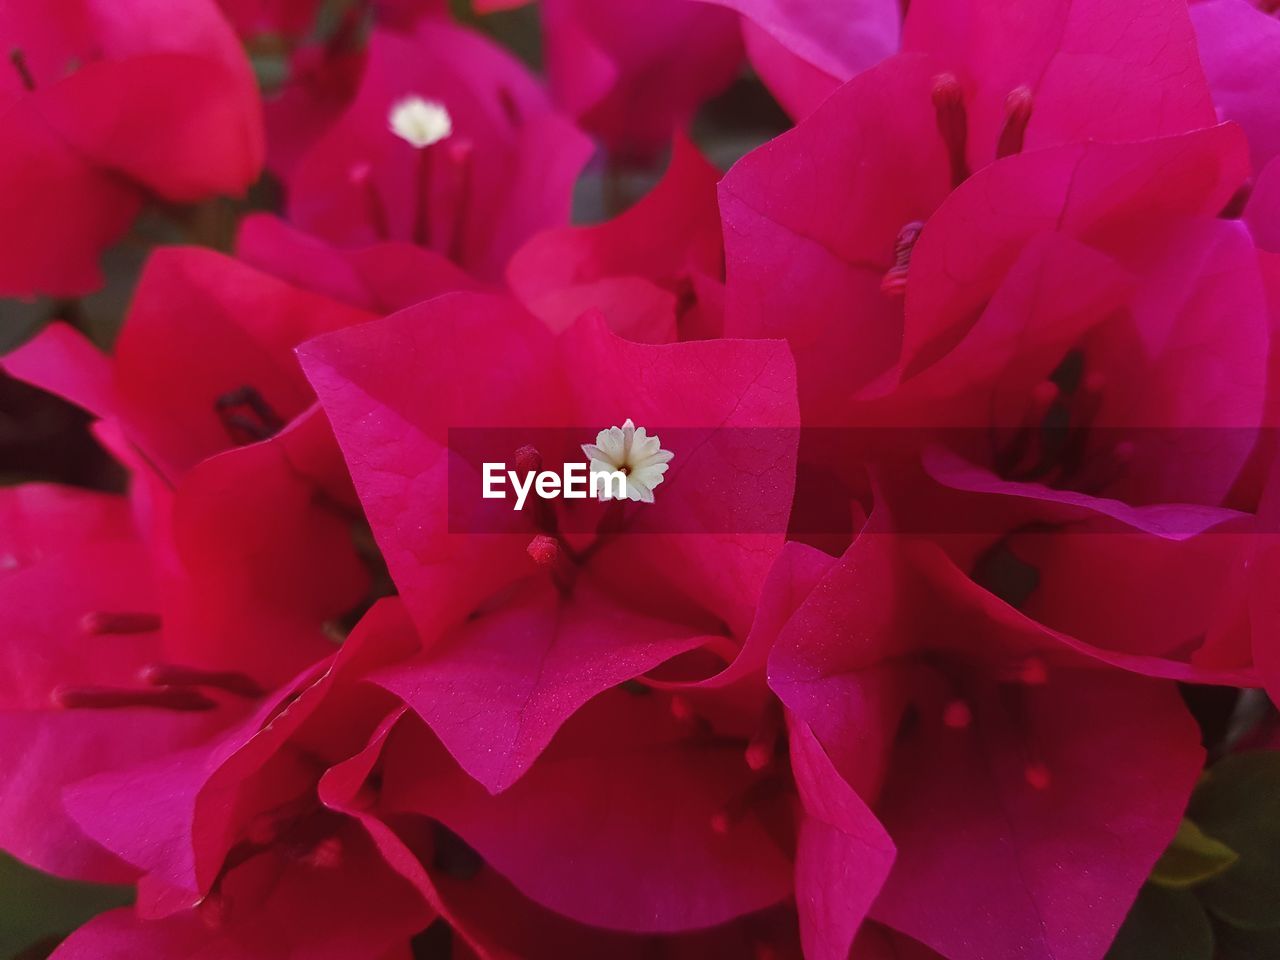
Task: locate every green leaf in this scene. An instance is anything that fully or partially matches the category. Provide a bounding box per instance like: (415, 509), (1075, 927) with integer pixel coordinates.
(0, 854), (132, 957)
(1150, 818), (1239, 889)
(1106, 884), (1214, 960)
(1189, 751), (1280, 930)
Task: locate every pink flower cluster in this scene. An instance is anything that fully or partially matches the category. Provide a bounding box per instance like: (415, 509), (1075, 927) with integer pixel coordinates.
(2, 0), (1278, 957)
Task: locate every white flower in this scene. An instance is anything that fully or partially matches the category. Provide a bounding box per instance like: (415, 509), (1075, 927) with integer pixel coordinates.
(581, 419), (673, 504)
(388, 96), (452, 148)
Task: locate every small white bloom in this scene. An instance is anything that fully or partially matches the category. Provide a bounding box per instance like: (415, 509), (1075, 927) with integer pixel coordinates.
(388, 96), (453, 148)
(581, 419), (674, 504)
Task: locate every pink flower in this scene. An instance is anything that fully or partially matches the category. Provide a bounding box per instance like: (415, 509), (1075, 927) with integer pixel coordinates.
(769, 523), (1205, 960)
(367, 541), (891, 952)
(721, 0), (1223, 425)
(2, 248), (375, 681)
(0, 484), (230, 885)
(299, 291), (800, 793)
(717, 0), (1271, 689)
(4, 247), (373, 480)
(0, 0), (263, 296)
(50, 601), (436, 960)
(285, 17), (593, 280)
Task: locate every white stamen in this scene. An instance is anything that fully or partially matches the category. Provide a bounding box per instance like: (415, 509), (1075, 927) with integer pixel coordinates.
(388, 96), (453, 149)
(581, 419), (673, 504)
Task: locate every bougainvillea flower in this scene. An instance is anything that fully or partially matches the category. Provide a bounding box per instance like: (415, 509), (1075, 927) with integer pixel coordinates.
(0, 484), (251, 885)
(0, 0), (263, 296)
(379, 689), (795, 932)
(2, 248), (374, 684)
(698, 0), (902, 118)
(721, 43), (1236, 426)
(286, 18), (593, 281)
(159, 409), (370, 684)
(734, 88), (1265, 678)
(4, 246), (373, 481)
(314, 700), (806, 960)
(300, 291), (799, 792)
(50, 600), (436, 959)
(769, 524), (1206, 960)
(1192, 0), (1280, 172)
(369, 544), (892, 948)
(884, 138), (1270, 685)
(507, 135), (726, 341)
(538, 0), (743, 161)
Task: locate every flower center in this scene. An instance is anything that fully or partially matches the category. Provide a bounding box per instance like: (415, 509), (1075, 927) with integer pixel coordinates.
(388, 96), (453, 149)
(581, 418), (674, 505)
(995, 350), (1132, 494)
(353, 99), (473, 255)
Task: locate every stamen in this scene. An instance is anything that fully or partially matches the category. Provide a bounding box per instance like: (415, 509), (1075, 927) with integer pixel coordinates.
(446, 140), (476, 264)
(1018, 656), (1048, 686)
(215, 386), (284, 445)
(79, 611), (162, 635)
(931, 73), (970, 187)
(1070, 438), (1134, 495)
(513, 444), (543, 475)
(880, 221), (926, 297)
(526, 533), (576, 594)
(139, 663), (264, 699)
(302, 834), (343, 869)
(9, 49), (35, 91)
(525, 534), (561, 568)
(995, 86), (1034, 159)
(744, 700), (783, 772)
(669, 694), (695, 723)
(53, 685), (217, 711)
(349, 163), (391, 242)
(942, 698), (973, 729)
(1024, 762), (1051, 791)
